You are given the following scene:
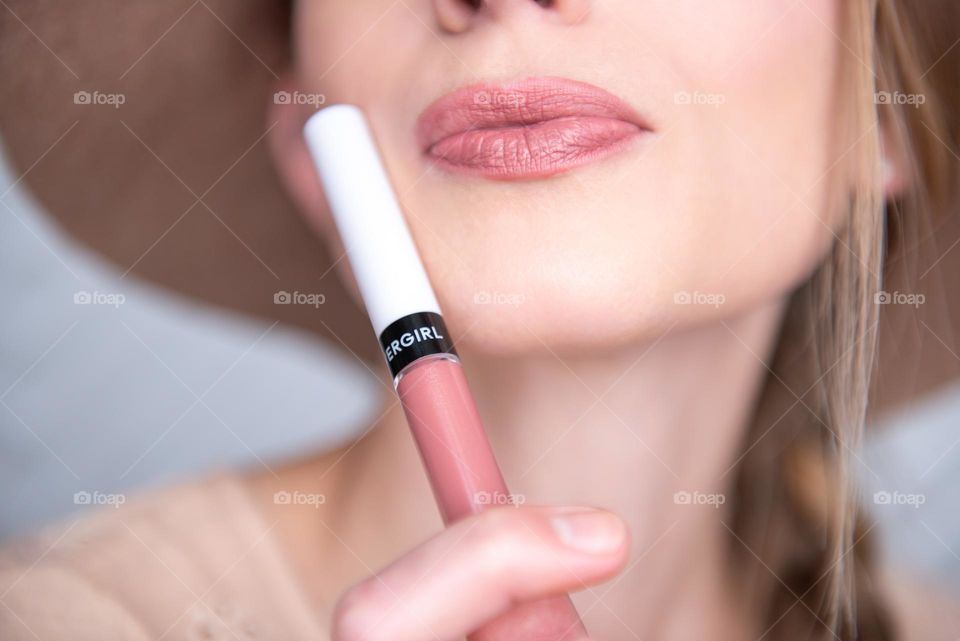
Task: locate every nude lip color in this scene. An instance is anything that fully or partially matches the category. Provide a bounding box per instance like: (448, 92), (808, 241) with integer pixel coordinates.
(417, 76), (650, 180)
(304, 105), (587, 641)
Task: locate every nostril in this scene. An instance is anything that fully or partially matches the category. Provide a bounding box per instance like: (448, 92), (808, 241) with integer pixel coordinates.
(437, 0), (588, 32)
(435, 0), (478, 33)
(462, 0), (556, 9)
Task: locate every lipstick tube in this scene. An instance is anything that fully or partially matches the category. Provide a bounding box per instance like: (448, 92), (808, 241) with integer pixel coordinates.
(304, 105), (586, 641)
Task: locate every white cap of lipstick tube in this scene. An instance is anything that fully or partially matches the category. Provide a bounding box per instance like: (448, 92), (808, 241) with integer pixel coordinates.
(303, 105), (441, 336)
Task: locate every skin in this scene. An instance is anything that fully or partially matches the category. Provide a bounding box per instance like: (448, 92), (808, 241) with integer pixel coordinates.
(275, 0), (846, 354)
(258, 0), (901, 640)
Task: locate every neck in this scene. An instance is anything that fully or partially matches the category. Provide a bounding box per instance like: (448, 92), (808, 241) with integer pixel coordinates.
(454, 301), (783, 639)
(461, 309), (778, 509)
(280, 299), (784, 639)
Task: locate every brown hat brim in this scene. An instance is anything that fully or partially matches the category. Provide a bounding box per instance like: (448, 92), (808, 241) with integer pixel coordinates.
(0, 0), (377, 362)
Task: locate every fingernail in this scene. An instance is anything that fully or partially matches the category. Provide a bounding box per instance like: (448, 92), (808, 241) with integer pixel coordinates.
(549, 510), (625, 554)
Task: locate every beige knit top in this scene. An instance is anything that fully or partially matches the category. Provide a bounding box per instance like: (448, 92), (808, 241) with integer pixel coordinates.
(0, 475), (325, 641)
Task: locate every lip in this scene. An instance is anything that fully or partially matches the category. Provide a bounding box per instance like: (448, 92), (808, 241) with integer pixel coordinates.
(416, 77), (650, 180)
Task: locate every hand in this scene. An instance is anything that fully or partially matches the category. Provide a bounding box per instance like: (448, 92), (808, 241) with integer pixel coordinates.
(332, 505), (630, 641)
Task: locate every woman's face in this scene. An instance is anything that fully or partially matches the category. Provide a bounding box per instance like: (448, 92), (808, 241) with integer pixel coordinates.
(282, 0), (845, 354)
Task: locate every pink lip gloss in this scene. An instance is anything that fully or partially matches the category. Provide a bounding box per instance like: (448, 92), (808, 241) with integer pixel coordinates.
(304, 105), (586, 641)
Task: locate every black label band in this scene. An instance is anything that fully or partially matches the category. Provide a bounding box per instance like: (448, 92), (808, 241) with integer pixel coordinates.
(378, 312), (458, 378)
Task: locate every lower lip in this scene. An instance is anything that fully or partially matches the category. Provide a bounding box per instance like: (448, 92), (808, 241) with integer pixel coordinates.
(426, 116), (642, 180)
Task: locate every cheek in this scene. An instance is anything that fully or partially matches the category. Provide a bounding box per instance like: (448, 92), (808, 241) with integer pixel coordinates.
(294, 2), (426, 109)
(463, 3), (844, 353)
(663, 0), (846, 302)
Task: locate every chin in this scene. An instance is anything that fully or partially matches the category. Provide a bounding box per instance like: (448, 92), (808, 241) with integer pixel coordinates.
(430, 240), (817, 358)
(432, 261), (668, 357)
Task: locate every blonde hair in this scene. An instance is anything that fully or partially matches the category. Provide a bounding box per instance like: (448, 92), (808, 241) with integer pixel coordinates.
(730, 1), (960, 639)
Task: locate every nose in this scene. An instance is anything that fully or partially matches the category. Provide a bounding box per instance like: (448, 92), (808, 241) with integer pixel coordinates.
(433, 0), (591, 33)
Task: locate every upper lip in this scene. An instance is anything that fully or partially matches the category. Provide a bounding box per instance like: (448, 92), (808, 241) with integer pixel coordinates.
(416, 76), (650, 152)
